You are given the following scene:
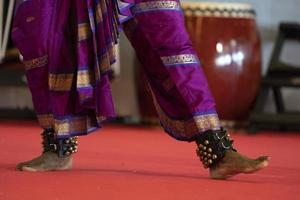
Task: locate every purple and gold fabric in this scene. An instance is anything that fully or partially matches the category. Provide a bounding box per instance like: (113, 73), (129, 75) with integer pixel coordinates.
(12, 0), (221, 141)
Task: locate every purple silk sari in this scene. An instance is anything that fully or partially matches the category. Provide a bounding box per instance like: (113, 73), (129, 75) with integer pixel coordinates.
(12, 0), (221, 141)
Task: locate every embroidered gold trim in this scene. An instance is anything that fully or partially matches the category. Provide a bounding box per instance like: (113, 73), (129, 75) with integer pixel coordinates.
(54, 116), (100, 136)
(99, 44), (116, 73)
(23, 55), (48, 70)
(133, 1), (180, 13)
(77, 70), (95, 88)
(109, 45), (116, 61)
(54, 117), (87, 136)
(78, 23), (91, 41)
(37, 114), (54, 128)
(96, 4), (103, 23)
(100, 54), (110, 72)
(49, 73), (74, 91)
(38, 114), (109, 137)
(153, 95), (221, 138)
(161, 54), (199, 66)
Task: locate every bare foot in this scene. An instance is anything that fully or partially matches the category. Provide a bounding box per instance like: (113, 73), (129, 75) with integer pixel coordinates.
(16, 152), (72, 172)
(209, 150), (269, 179)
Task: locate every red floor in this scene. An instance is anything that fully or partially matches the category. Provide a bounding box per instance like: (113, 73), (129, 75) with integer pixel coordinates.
(0, 120), (300, 200)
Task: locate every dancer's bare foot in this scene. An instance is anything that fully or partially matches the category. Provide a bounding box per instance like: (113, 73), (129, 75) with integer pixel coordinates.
(209, 150), (269, 179)
(16, 152), (72, 172)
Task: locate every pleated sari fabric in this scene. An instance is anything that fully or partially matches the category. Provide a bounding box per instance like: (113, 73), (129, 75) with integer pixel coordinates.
(12, 0), (221, 141)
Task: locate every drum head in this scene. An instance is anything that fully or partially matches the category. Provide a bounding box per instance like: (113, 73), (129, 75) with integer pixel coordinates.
(181, 2), (255, 18)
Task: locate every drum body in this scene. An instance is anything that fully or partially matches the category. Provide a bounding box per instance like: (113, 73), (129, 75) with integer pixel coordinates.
(182, 2), (262, 120)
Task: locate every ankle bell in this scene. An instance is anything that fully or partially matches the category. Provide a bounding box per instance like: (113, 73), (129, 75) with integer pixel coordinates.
(41, 129), (78, 158)
(196, 128), (235, 168)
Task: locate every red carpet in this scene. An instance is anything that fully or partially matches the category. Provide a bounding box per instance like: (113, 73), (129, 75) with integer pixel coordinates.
(0, 120), (299, 200)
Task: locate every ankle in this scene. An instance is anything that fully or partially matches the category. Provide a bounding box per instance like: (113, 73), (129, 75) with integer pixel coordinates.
(195, 128), (235, 169)
(42, 129), (78, 158)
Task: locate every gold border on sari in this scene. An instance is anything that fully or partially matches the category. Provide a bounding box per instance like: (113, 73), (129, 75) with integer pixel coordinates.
(161, 54), (199, 66)
(77, 70), (95, 88)
(37, 114), (103, 137)
(23, 55), (48, 70)
(37, 114), (55, 128)
(99, 44), (116, 73)
(133, 1), (181, 13)
(99, 54), (110, 73)
(49, 73), (74, 91)
(152, 95), (221, 138)
(54, 117), (90, 136)
(95, 3), (104, 23)
(109, 45), (116, 61)
(78, 23), (91, 41)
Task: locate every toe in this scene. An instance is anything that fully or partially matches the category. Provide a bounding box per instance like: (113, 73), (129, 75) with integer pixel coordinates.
(256, 156), (269, 169)
(256, 156), (269, 162)
(256, 159), (269, 169)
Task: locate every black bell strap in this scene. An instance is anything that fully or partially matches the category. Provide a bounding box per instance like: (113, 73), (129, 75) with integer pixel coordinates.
(196, 128), (235, 168)
(42, 129), (78, 158)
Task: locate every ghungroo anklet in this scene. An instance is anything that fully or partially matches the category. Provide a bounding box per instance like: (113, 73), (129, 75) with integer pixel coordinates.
(42, 129), (78, 158)
(196, 128), (235, 168)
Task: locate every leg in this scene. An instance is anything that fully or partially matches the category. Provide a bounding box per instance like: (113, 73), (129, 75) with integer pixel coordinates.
(17, 129), (76, 171)
(123, 0), (268, 179)
(124, 4), (220, 141)
(13, 0), (118, 171)
(196, 129), (268, 179)
(12, 0), (75, 171)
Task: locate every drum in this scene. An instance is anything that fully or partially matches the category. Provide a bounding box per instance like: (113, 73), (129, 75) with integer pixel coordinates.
(181, 2), (262, 120)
